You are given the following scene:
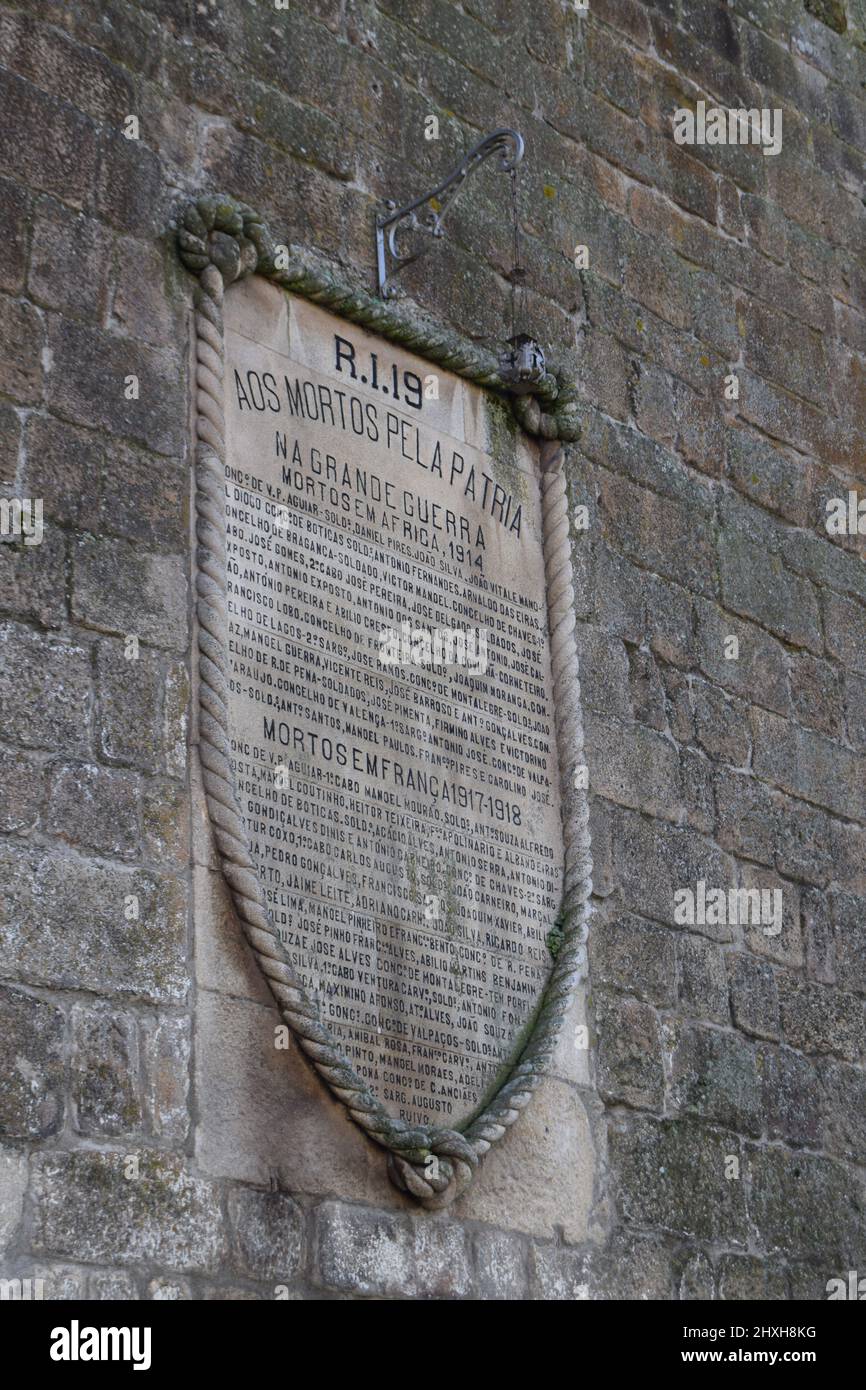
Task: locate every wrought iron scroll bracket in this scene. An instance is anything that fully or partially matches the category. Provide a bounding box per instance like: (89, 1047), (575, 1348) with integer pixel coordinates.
(375, 127), (525, 299)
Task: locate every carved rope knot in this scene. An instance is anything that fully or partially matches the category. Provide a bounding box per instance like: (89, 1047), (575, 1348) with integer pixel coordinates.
(387, 1129), (478, 1210)
(177, 194), (262, 285)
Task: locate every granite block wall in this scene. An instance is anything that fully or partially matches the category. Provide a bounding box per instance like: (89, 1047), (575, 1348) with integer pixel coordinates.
(1, 0), (865, 1299)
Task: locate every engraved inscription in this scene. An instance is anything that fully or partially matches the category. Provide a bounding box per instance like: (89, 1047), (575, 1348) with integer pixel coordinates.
(222, 279), (564, 1128)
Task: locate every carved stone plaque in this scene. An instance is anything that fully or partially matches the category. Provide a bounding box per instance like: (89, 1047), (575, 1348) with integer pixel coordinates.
(222, 277), (564, 1131)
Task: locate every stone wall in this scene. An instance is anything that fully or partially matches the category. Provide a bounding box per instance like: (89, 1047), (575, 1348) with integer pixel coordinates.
(1, 0), (865, 1300)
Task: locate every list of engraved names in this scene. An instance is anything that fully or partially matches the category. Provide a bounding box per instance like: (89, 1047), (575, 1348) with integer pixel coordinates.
(222, 283), (564, 1127)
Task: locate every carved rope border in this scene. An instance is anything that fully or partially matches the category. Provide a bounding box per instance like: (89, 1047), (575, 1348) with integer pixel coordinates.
(177, 193), (593, 1209)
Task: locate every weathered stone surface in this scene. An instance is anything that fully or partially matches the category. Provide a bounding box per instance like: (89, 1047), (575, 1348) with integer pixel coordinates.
(0, 745), (44, 834)
(0, 1146), (28, 1253)
(94, 640), (162, 771)
(746, 1145), (866, 1261)
(0, 527), (66, 628)
(456, 1077), (596, 1242)
(530, 1243), (591, 1301)
(45, 761), (140, 859)
(778, 975), (866, 1062)
(695, 600), (791, 716)
(413, 1220), (473, 1299)
(228, 1188), (303, 1282)
(472, 1228), (528, 1300)
(0, 623), (92, 756)
(627, 646), (667, 729)
(678, 936), (729, 1024)
(0, 294), (43, 403)
(718, 526), (822, 653)
(312, 1203), (412, 1298)
(194, 989), (394, 1203)
(71, 1004), (142, 1137)
(22, 414), (102, 528)
(586, 712), (681, 820)
(821, 1059), (866, 1161)
(88, 1270), (140, 1299)
(589, 909), (677, 1007)
(28, 197), (111, 322)
(751, 708), (866, 821)
(596, 994), (664, 1109)
(832, 892), (866, 995)
(0, 844), (187, 1004)
(669, 1024), (762, 1136)
(678, 1249), (714, 1301)
(610, 805), (736, 937)
(141, 1013), (190, 1143)
(690, 680), (751, 767)
(757, 1044), (822, 1146)
(573, 623), (632, 719)
(73, 536), (187, 652)
(717, 1254), (790, 1301)
(728, 953), (780, 1040)
(592, 1230), (672, 1301)
(32, 1152), (226, 1272)
(610, 1117), (748, 1244)
(0, 986), (64, 1140)
(47, 318), (183, 457)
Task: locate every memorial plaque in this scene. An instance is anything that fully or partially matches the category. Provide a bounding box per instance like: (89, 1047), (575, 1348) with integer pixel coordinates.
(220, 277), (565, 1130)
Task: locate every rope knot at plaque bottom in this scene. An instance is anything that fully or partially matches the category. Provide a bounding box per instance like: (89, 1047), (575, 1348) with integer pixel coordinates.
(386, 1129), (479, 1210)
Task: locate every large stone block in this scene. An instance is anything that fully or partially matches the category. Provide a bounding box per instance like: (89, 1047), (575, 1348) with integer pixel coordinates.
(0, 745), (45, 835)
(0, 70), (97, 209)
(0, 1146), (28, 1253)
(141, 1013), (190, 1144)
(228, 1188), (303, 1283)
(610, 1117), (748, 1244)
(47, 318), (183, 457)
(28, 197), (112, 322)
(824, 590), (866, 676)
(32, 1152), (226, 1273)
(0, 527), (67, 628)
(668, 1023), (762, 1136)
(677, 935), (729, 1024)
(778, 974), (866, 1062)
(22, 414), (102, 528)
(44, 761), (140, 859)
(728, 953), (780, 1040)
(73, 536), (187, 652)
(757, 1043), (822, 1146)
(0, 176), (29, 297)
(455, 1076), (597, 1243)
(311, 1203), (420, 1298)
(0, 986), (64, 1140)
(695, 600), (791, 716)
(746, 1145), (866, 1261)
(751, 708), (866, 821)
(610, 805), (736, 937)
(585, 712), (681, 821)
(0, 623), (91, 756)
(821, 1059), (866, 1162)
(589, 908), (677, 1007)
(472, 1227), (528, 1300)
(718, 526), (822, 654)
(596, 994), (664, 1109)
(71, 1004), (143, 1138)
(193, 988), (394, 1202)
(94, 639), (163, 771)
(0, 843), (187, 1004)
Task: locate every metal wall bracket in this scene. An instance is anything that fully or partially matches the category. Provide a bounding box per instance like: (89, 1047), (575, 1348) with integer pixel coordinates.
(374, 127), (524, 299)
